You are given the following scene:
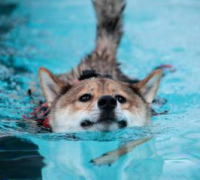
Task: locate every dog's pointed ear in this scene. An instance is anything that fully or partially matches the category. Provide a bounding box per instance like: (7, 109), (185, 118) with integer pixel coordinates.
(39, 67), (65, 105)
(133, 69), (163, 104)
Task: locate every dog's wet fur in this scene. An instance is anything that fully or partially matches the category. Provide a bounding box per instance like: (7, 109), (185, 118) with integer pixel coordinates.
(39, 0), (162, 132)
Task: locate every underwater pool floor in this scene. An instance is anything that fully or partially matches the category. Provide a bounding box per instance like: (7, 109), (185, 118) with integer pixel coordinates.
(0, 0), (200, 179)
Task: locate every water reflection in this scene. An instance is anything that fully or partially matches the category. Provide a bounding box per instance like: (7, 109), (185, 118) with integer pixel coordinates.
(0, 136), (44, 179)
(30, 135), (164, 180)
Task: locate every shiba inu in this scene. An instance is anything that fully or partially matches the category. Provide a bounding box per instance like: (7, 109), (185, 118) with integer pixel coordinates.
(39, 0), (162, 133)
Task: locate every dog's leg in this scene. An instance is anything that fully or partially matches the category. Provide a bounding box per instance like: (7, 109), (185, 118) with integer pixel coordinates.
(92, 0), (125, 59)
(90, 136), (152, 166)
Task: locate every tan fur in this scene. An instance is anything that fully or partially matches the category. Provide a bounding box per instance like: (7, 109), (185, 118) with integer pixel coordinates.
(55, 78), (143, 111)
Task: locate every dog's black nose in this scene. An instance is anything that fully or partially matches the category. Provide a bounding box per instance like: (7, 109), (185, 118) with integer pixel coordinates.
(98, 95), (117, 110)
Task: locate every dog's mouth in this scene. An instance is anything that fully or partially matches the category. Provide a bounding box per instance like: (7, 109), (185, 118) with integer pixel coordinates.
(80, 119), (127, 130)
(80, 110), (128, 130)
(80, 120), (95, 128)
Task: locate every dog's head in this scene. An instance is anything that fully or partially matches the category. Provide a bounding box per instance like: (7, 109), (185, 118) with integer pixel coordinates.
(39, 68), (162, 132)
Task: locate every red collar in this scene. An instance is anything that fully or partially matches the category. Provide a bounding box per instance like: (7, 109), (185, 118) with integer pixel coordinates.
(23, 102), (50, 129)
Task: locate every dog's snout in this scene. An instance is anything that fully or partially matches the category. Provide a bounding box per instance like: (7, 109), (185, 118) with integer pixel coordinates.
(98, 95), (117, 110)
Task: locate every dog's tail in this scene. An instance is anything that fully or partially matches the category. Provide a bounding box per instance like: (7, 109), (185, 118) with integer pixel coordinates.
(92, 0), (125, 59)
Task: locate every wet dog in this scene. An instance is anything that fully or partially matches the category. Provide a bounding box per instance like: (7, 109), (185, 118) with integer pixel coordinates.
(39, 0), (162, 133)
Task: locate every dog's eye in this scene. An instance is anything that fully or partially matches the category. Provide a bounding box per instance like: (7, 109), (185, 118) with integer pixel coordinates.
(79, 93), (92, 102)
(115, 95), (127, 104)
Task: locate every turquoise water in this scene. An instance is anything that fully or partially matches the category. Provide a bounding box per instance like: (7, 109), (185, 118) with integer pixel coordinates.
(0, 0), (200, 179)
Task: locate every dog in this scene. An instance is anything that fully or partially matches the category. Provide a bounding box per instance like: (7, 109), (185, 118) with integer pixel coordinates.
(39, 0), (162, 133)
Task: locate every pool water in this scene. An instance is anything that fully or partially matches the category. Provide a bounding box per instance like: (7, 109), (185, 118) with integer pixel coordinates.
(0, 0), (200, 179)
